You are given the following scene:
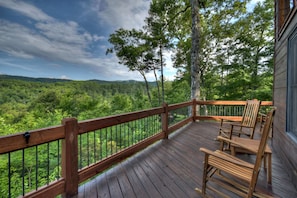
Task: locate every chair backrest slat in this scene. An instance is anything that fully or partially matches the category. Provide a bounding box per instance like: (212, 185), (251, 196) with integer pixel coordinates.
(241, 99), (261, 138)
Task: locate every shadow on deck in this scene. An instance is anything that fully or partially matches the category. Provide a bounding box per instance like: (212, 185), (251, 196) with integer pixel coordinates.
(75, 121), (297, 198)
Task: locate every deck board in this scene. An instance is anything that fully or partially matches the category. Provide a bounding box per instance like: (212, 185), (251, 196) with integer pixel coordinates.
(75, 121), (297, 198)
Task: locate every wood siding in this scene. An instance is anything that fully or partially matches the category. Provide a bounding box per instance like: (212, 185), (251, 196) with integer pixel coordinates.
(274, 0), (297, 189)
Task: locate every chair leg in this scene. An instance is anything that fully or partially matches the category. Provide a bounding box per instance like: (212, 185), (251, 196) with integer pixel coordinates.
(201, 165), (207, 194)
(267, 154), (272, 184)
(200, 155), (210, 196)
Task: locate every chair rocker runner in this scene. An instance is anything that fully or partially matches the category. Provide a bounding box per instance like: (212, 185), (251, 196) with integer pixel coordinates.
(196, 108), (276, 198)
(217, 99), (261, 142)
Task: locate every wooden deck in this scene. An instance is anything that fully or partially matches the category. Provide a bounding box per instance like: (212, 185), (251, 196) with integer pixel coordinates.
(75, 121), (297, 198)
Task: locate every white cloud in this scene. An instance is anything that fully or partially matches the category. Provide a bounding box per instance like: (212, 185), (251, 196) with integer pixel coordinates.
(91, 0), (150, 30)
(60, 75), (69, 79)
(0, 59), (36, 72)
(0, 0), (169, 81)
(0, 20), (88, 60)
(0, 0), (53, 21)
(35, 21), (94, 47)
(0, 18), (148, 81)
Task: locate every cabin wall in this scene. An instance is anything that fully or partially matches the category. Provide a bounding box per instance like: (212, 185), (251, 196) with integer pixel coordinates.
(274, 1), (297, 189)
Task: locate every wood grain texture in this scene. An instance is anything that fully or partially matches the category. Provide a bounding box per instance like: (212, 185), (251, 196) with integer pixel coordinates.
(77, 122), (297, 198)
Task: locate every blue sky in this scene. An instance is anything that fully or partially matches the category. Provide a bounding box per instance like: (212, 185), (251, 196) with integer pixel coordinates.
(0, 0), (178, 81)
(0, 0), (262, 82)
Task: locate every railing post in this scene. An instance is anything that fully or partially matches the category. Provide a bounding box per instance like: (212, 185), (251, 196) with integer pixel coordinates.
(192, 99), (197, 122)
(162, 103), (169, 139)
(62, 118), (79, 197)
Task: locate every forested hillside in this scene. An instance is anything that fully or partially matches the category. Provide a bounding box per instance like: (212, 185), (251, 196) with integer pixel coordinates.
(0, 1), (274, 136)
(0, 74), (190, 136)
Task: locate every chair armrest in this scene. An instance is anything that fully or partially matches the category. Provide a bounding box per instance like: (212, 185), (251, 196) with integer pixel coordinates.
(199, 147), (254, 168)
(220, 118), (234, 122)
(216, 136), (257, 153)
(229, 124), (254, 137)
(229, 123), (253, 128)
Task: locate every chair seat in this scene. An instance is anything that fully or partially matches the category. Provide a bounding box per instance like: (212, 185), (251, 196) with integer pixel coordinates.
(231, 137), (272, 154)
(230, 137), (273, 184)
(209, 150), (254, 182)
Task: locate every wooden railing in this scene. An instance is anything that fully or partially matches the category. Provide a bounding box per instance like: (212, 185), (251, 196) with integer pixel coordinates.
(0, 100), (272, 197)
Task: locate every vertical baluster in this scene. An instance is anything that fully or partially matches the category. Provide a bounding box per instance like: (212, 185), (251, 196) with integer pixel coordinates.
(8, 153), (11, 198)
(87, 132), (90, 166)
(119, 124), (122, 151)
(100, 129), (102, 160)
(124, 121), (129, 147)
(22, 149), (25, 196)
(79, 135), (82, 169)
(94, 131), (96, 163)
(115, 125), (118, 153)
(110, 127), (113, 155)
(35, 146), (38, 190)
(105, 128), (108, 158)
(47, 143), (50, 185)
(57, 140), (60, 179)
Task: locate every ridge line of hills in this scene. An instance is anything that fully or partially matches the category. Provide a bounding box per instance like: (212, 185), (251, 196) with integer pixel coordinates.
(0, 74), (154, 85)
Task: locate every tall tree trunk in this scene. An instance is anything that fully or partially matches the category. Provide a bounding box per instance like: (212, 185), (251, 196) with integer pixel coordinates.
(190, 0), (201, 100)
(159, 44), (165, 104)
(153, 66), (161, 105)
(140, 71), (153, 107)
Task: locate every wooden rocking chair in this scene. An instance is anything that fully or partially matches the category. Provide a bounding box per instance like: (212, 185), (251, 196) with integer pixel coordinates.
(218, 99), (261, 141)
(196, 108), (275, 198)
(218, 107), (277, 184)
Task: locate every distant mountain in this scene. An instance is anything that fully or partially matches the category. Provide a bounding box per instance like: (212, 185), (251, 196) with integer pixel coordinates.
(0, 74), (71, 83)
(0, 74), (155, 85)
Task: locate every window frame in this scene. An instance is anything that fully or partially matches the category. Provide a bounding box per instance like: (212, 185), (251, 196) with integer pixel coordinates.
(286, 26), (297, 140)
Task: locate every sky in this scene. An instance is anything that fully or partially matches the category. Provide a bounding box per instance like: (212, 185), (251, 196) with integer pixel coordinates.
(0, 0), (262, 82)
(0, 0), (177, 81)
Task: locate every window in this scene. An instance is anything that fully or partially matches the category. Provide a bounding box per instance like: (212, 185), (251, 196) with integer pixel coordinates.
(287, 27), (297, 138)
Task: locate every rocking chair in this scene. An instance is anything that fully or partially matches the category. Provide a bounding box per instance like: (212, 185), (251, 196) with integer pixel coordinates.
(196, 108), (275, 197)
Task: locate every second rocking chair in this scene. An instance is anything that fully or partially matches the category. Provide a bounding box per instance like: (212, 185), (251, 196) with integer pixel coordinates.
(196, 108), (275, 197)
(218, 99), (261, 140)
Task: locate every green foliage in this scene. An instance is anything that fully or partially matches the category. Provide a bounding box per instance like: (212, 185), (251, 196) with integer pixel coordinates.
(0, 75), (158, 135)
(0, 75), (188, 136)
(0, 1), (275, 196)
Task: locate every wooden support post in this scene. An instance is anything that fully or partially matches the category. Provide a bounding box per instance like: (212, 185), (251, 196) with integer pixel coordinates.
(278, 0), (291, 30)
(61, 118), (79, 197)
(162, 103), (169, 139)
(192, 99), (197, 122)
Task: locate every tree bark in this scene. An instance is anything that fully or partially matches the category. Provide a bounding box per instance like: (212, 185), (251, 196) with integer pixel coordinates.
(140, 71), (153, 107)
(190, 0), (201, 100)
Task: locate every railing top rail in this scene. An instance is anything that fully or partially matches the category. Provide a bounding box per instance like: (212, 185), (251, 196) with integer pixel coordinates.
(78, 106), (164, 134)
(168, 100), (193, 110)
(196, 100), (273, 106)
(0, 100), (273, 153)
(0, 125), (64, 154)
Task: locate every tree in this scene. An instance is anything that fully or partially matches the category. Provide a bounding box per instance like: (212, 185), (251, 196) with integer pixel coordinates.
(107, 29), (155, 106)
(208, 0), (274, 100)
(190, 0), (201, 100)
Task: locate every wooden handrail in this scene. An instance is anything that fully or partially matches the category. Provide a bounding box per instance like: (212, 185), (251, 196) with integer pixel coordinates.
(0, 125), (64, 154)
(78, 107), (164, 134)
(0, 100), (273, 197)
